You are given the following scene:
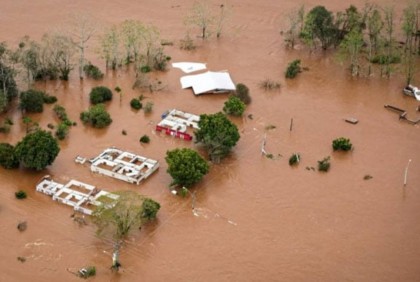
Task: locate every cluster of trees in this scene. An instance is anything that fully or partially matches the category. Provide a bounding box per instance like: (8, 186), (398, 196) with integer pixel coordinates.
(284, 3), (420, 81)
(0, 129), (60, 170)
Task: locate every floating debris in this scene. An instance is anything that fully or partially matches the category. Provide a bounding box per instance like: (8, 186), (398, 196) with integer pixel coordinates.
(17, 221), (27, 232)
(345, 117), (358, 124)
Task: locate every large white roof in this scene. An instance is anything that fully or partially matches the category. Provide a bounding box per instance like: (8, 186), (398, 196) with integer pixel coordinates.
(172, 62), (207, 73)
(180, 71), (236, 95)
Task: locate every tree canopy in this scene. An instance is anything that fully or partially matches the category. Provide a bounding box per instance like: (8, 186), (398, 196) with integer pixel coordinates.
(80, 103), (112, 128)
(194, 112), (240, 163)
(14, 129), (60, 170)
(0, 143), (19, 169)
(89, 86), (113, 104)
(19, 89), (45, 113)
(165, 148), (209, 188)
(301, 6), (336, 50)
(223, 95), (246, 116)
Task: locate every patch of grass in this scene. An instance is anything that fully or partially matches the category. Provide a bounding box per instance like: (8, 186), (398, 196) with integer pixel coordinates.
(318, 156), (331, 172)
(259, 79), (281, 90)
(289, 153), (300, 166)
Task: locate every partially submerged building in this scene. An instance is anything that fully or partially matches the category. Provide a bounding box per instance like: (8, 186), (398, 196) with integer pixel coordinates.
(180, 71), (236, 95)
(36, 176), (119, 215)
(79, 147), (159, 185)
(156, 109), (200, 141)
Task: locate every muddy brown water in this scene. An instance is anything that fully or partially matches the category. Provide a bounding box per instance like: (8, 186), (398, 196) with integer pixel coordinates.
(1, 0), (420, 281)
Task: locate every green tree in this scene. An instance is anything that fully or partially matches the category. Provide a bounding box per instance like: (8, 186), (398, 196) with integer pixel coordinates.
(0, 43), (18, 107)
(332, 137), (352, 151)
(285, 59), (302, 78)
(100, 25), (122, 70)
(194, 112), (240, 163)
(234, 83), (251, 104)
(14, 129), (60, 170)
(366, 6), (383, 75)
(401, 3), (419, 85)
(340, 28), (364, 76)
(80, 104), (112, 128)
(89, 86), (113, 104)
(0, 143), (19, 169)
(165, 148), (209, 188)
(223, 95), (246, 116)
(301, 6), (336, 50)
(20, 89), (45, 113)
(92, 191), (160, 271)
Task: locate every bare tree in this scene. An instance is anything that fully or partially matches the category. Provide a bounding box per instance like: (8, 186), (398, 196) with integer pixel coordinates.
(216, 3), (231, 38)
(365, 5), (383, 75)
(99, 25), (122, 70)
(382, 6), (395, 78)
(186, 0), (215, 39)
(68, 13), (96, 80)
(43, 32), (76, 80)
(284, 5), (305, 48)
(401, 2), (420, 85)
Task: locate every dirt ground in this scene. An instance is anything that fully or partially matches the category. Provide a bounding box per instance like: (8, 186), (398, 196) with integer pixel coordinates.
(0, 0), (419, 281)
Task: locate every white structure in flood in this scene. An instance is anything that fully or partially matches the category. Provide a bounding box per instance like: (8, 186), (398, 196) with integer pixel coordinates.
(87, 147), (159, 185)
(156, 109), (200, 141)
(36, 176), (119, 215)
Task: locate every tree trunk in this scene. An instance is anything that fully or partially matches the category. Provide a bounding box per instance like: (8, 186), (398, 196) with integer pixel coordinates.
(111, 242), (121, 271)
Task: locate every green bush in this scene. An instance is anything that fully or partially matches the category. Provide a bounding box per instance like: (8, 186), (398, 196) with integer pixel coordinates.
(223, 95), (246, 116)
(83, 62), (104, 80)
(53, 104), (68, 121)
(139, 135), (150, 144)
(285, 59), (302, 79)
(80, 104), (112, 128)
(78, 266), (96, 278)
(0, 143), (19, 169)
(332, 137), (352, 151)
(370, 54), (401, 65)
(55, 122), (70, 140)
(130, 99), (143, 110)
(20, 89), (45, 113)
(234, 83), (251, 104)
(140, 65), (151, 73)
(89, 86), (113, 104)
(318, 156), (331, 172)
(15, 190), (27, 199)
(42, 94), (57, 104)
(289, 153), (300, 166)
(141, 198), (161, 220)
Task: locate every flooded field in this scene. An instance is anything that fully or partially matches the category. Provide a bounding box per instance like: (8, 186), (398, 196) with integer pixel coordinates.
(1, 0), (419, 281)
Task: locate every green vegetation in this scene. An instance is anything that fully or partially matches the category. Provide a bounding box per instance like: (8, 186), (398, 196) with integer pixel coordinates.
(234, 83), (251, 104)
(301, 6), (336, 50)
(165, 148), (209, 188)
(130, 98), (142, 110)
(42, 94), (57, 104)
(0, 143), (19, 169)
(92, 191), (160, 271)
(289, 153), (301, 166)
(139, 135), (150, 144)
(78, 266), (96, 279)
(223, 95), (246, 116)
(83, 62), (104, 80)
(55, 122), (70, 140)
(89, 86), (113, 104)
(195, 112), (240, 163)
(53, 104), (69, 122)
(19, 89), (45, 113)
(0, 118), (13, 133)
(80, 104), (112, 128)
(332, 137), (352, 151)
(14, 130), (60, 170)
(318, 156), (331, 172)
(285, 59), (302, 79)
(15, 190), (27, 199)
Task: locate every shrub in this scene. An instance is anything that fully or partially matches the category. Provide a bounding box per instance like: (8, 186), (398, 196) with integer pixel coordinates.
(285, 59), (302, 79)
(318, 156), (331, 172)
(20, 89), (45, 113)
(259, 79), (281, 90)
(289, 153), (300, 166)
(179, 34), (196, 50)
(141, 198), (161, 220)
(78, 266), (96, 278)
(53, 104), (68, 121)
(15, 190), (27, 199)
(144, 102), (153, 113)
(89, 86), (113, 104)
(234, 83), (251, 104)
(332, 137), (352, 151)
(223, 95), (246, 116)
(370, 54), (401, 65)
(83, 62), (104, 80)
(0, 143), (19, 169)
(55, 122), (70, 140)
(0, 121), (11, 133)
(130, 99), (143, 110)
(80, 104), (112, 128)
(42, 94), (57, 104)
(139, 135), (150, 144)
(140, 65), (151, 73)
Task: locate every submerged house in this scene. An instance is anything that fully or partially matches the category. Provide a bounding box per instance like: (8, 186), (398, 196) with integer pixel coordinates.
(156, 109), (200, 141)
(180, 71), (236, 95)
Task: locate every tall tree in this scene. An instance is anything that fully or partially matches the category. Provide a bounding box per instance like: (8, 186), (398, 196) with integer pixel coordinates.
(14, 129), (60, 170)
(340, 28), (364, 76)
(383, 6), (395, 78)
(284, 5), (305, 48)
(0, 43), (18, 110)
(186, 0), (215, 39)
(68, 13), (96, 80)
(366, 6), (383, 75)
(301, 6), (336, 50)
(401, 2), (419, 85)
(99, 25), (122, 70)
(194, 112), (240, 163)
(165, 148), (209, 189)
(92, 191), (160, 271)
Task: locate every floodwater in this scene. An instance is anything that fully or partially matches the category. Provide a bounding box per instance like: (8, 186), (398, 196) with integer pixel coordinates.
(1, 0), (420, 281)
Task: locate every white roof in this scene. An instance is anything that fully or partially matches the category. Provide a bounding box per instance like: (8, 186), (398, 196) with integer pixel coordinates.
(180, 71), (236, 95)
(172, 62), (207, 73)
